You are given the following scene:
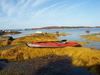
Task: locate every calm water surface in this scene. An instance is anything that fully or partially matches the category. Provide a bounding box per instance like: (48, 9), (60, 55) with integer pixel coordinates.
(1, 28), (100, 50)
(2, 28), (100, 38)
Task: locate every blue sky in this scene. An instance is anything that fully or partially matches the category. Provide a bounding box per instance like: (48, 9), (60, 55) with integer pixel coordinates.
(0, 0), (100, 29)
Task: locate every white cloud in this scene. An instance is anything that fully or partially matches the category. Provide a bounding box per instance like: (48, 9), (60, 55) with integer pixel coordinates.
(31, 1), (65, 18)
(0, 0), (68, 19)
(31, 1), (83, 19)
(1, 0), (83, 19)
(1, 0), (49, 17)
(32, 0), (48, 7)
(21, 0), (32, 9)
(0, 0), (14, 14)
(66, 2), (84, 10)
(0, 0), (86, 29)
(0, 0), (7, 13)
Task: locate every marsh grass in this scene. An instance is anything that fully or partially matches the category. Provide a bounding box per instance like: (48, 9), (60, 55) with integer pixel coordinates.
(0, 32), (21, 35)
(0, 40), (12, 47)
(80, 33), (100, 42)
(0, 45), (100, 66)
(11, 33), (67, 45)
(91, 33), (100, 35)
(0, 32), (100, 74)
(81, 35), (100, 42)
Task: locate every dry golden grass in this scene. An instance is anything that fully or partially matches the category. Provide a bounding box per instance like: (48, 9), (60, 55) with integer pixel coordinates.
(0, 32), (100, 74)
(11, 33), (68, 45)
(0, 40), (3, 47)
(0, 32), (21, 35)
(81, 35), (100, 42)
(0, 40), (10, 47)
(80, 33), (100, 42)
(0, 33), (88, 62)
(11, 35), (58, 45)
(0, 44), (100, 68)
(91, 33), (100, 35)
(67, 40), (87, 46)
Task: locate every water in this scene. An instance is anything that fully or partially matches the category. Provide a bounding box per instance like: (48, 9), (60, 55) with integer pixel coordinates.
(84, 42), (100, 50)
(93, 35), (100, 37)
(2, 28), (100, 38)
(1, 28), (100, 50)
(58, 34), (88, 42)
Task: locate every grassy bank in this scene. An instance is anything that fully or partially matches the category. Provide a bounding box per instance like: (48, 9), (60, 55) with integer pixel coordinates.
(0, 32), (100, 74)
(91, 33), (100, 35)
(80, 33), (100, 42)
(0, 32), (21, 35)
(0, 44), (100, 74)
(11, 32), (69, 45)
(0, 32), (21, 47)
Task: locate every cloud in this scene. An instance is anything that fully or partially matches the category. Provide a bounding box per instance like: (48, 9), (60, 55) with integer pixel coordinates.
(66, 2), (85, 10)
(0, 0), (83, 19)
(0, 0), (14, 15)
(18, 0), (48, 17)
(0, 0), (49, 17)
(32, 0), (48, 7)
(0, 0), (85, 29)
(31, 1), (84, 19)
(31, 1), (66, 18)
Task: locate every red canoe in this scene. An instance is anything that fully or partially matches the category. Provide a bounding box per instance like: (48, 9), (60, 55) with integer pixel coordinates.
(26, 40), (81, 47)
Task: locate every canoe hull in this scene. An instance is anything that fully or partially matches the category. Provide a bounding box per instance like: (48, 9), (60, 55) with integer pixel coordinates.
(26, 42), (81, 48)
(26, 43), (65, 48)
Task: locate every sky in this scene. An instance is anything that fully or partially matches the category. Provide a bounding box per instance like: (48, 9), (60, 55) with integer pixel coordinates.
(0, 0), (100, 29)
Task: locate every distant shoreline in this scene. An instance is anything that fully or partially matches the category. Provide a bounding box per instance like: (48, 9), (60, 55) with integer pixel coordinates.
(1, 26), (100, 31)
(25, 26), (100, 30)
(0, 31), (21, 35)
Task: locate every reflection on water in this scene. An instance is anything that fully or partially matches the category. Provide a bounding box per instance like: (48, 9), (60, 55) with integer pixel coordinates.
(93, 35), (100, 37)
(58, 34), (100, 50)
(58, 34), (88, 42)
(83, 42), (100, 50)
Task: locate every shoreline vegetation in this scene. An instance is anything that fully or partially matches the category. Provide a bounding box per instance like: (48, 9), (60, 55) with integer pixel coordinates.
(0, 32), (21, 35)
(0, 32), (100, 75)
(0, 31), (21, 47)
(25, 26), (100, 30)
(0, 30), (21, 35)
(80, 33), (100, 42)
